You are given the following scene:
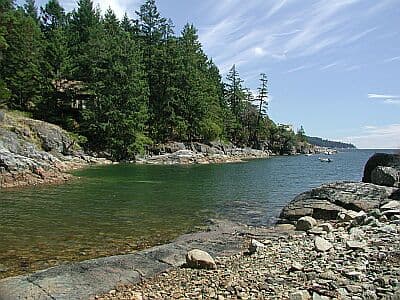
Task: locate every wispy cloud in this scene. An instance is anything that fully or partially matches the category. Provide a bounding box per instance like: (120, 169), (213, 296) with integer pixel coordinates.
(342, 124), (400, 149)
(265, 0), (289, 19)
(345, 27), (378, 44)
(384, 56), (400, 63)
(272, 30), (302, 37)
(286, 65), (310, 73)
(320, 61), (340, 70)
(368, 93), (400, 105)
(368, 93), (400, 99)
(198, 0), (394, 80)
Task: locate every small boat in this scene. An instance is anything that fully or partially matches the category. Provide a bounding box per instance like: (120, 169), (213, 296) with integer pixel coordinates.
(305, 154), (313, 157)
(319, 157), (332, 162)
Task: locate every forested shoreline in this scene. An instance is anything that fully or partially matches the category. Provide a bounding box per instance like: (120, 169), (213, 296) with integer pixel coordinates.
(0, 0), (307, 160)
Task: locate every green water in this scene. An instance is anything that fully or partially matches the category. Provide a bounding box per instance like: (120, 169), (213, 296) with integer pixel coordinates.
(0, 149), (393, 278)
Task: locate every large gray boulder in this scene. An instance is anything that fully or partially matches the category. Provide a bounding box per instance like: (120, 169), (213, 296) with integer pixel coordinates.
(371, 166), (400, 187)
(280, 182), (397, 221)
(363, 153), (400, 186)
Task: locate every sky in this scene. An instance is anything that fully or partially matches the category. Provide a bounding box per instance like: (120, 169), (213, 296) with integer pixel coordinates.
(22, 0), (400, 148)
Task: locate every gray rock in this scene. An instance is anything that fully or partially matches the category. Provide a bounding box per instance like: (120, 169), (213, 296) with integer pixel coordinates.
(312, 293), (330, 300)
(186, 249), (217, 270)
(349, 228), (365, 241)
(346, 240), (367, 250)
(320, 223), (333, 233)
(314, 237), (333, 252)
(378, 224), (397, 233)
(371, 166), (400, 187)
(381, 200), (400, 211)
(382, 210), (400, 218)
(338, 210), (365, 222)
(369, 208), (382, 218)
(290, 262), (304, 272)
(280, 182), (396, 221)
(290, 290), (311, 300)
(308, 227), (326, 235)
(363, 153), (400, 184)
(248, 239), (265, 254)
(296, 216), (317, 231)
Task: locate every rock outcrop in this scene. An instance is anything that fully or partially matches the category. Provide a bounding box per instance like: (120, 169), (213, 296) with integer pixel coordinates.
(0, 110), (110, 188)
(279, 181), (397, 222)
(137, 142), (270, 165)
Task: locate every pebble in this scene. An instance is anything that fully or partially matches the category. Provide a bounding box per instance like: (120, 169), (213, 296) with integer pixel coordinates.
(314, 237), (333, 252)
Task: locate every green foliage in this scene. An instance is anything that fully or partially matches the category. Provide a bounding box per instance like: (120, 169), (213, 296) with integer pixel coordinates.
(0, 0), (306, 159)
(1, 7), (44, 111)
(79, 8), (149, 160)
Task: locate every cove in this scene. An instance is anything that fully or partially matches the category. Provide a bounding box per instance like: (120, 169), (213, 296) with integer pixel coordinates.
(0, 150), (381, 278)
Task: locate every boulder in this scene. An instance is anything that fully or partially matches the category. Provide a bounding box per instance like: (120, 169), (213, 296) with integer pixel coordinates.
(289, 262), (304, 272)
(314, 237), (333, 252)
(186, 249), (216, 269)
(381, 200), (400, 211)
(320, 223), (333, 233)
(296, 216), (317, 231)
(363, 153), (400, 184)
(371, 166), (400, 187)
(346, 240), (367, 250)
(248, 239), (265, 254)
(280, 182), (396, 222)
(290, 290), (311, 300)
(391, 189), (400, 200)
(338, 210), (365, 222)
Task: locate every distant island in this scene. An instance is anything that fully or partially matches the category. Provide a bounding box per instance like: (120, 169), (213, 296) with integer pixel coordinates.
(306, 136), (356, 149)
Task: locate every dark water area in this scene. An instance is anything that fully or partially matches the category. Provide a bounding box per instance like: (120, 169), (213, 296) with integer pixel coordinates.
(0, 149), (396, 278)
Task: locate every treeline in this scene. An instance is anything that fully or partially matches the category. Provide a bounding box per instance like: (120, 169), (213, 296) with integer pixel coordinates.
(306, 136), (356, 149)
(0, 0), (305, 160)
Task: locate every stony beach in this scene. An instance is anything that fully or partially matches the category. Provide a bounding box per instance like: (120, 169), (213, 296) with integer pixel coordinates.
(96, 212), (400, 300)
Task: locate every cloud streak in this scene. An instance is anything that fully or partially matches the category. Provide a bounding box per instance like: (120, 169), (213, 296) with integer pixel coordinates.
(368, 93), (400, 105)
(343, 124), (400, 149)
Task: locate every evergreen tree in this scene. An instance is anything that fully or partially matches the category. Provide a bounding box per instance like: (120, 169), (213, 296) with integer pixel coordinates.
(252, 73), (268, 148)
(224, 65), (247, 144)
(81, 8), (149, 159)
(1, 6), (44, 110)
(136, 0), (173, 142)
(24, 0), (38, 21)
(68, 0), (100, 82)
(37, 0), (71, 125)
(0, 1), (13, 106)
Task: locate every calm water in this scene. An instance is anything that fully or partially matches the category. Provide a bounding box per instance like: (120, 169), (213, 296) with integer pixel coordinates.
(0, 149), (395, 277)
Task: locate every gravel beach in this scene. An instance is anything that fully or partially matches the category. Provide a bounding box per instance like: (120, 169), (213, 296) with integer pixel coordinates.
(96, 213), (400, 300)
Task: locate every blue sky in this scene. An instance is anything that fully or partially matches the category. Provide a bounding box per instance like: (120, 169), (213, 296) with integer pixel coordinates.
(22, 0), (400, 148)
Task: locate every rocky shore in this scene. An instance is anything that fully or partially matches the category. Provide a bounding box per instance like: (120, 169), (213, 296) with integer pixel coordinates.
(0, 111), (319, 188)
(136, 143), (269, 165)
(0, 110), (112, 189)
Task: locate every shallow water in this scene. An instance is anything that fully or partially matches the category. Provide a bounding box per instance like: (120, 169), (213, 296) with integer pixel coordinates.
(0, 149), (395, 278)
